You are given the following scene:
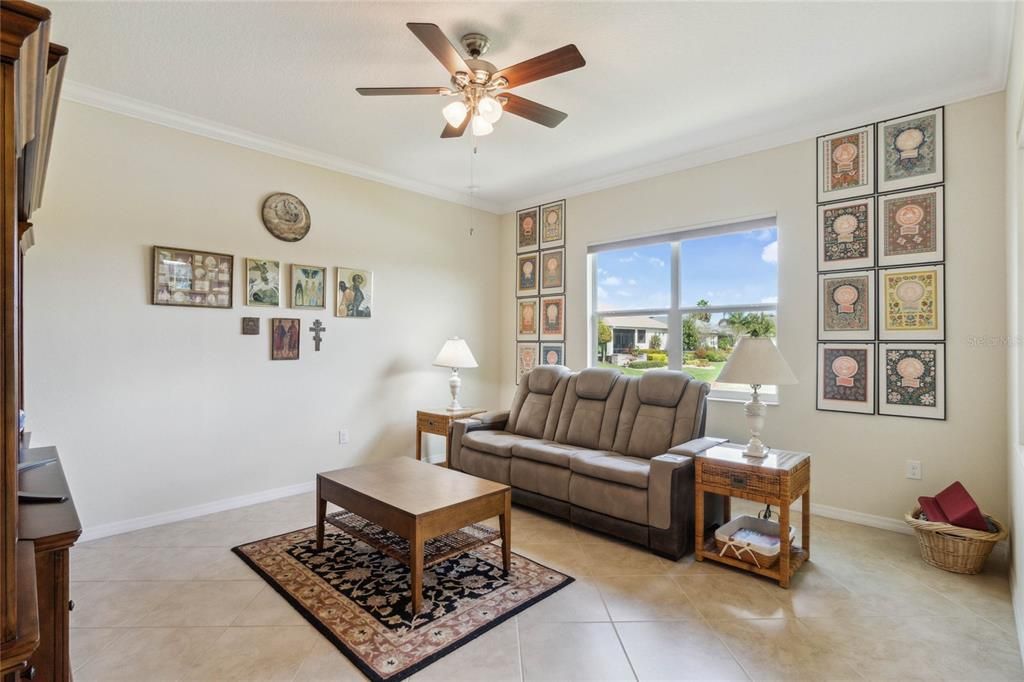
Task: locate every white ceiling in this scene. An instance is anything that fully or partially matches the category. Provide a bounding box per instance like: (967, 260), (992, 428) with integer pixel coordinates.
(50, 1), (1014, 213)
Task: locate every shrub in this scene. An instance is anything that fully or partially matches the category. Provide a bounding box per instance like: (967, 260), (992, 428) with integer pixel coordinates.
(649, 334), (662, 351)
(694, 359), (710, 367)
(694, 346), (708, 360)
(645, 351), (667, 363)
(705, 349), (728, 363)
(627, 360), (668, 369)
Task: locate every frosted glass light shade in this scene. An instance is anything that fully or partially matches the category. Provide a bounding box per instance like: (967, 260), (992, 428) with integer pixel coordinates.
(442, 100), (468, 127)
(471, 114), (493, 136)
(433, 337), (478, 368)
(717, 336), (797, 386)
(477, 95), (503, 123)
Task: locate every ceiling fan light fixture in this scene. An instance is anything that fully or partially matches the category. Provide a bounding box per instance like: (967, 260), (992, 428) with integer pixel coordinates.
(442, 100), (469, 127)
(471, 113), (494, 136)
(477, 94), (503, 123)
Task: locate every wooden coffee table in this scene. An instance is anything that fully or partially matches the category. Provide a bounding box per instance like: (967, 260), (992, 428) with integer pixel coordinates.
(315, 457), (511, 614)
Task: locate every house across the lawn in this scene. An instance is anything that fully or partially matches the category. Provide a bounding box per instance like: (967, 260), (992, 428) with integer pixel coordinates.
(604, 315), (668, 353)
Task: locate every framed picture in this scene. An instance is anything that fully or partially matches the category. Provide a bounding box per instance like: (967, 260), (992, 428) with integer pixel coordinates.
(516, 342), (539, 385)
(517, 253), (539, 296)
(540, 200), (565, 248)
(241, 317), (260, 335)
(539, 248), (565, 295)
(879, 264), (944, 340)
(152, 246), (233, 309)
(816, 125), (874, 203)
(291, 264), (326, 309)
(540, 295), (565, 341)
(816, 343), (875, 414)
(245, 257), (280, 306)
(540, 342), (565, 367)
(336, 267), (372, 318)
(517, 207), (539, 253)
(271, 318), (300, 360)
(818, 270), (875, 341)
(877, 107), (944, 193)
(517, 298), (539, 340)
(877, 186), (944, 267)
(817, 197), (874, 271)
(878, 343), (946, 420)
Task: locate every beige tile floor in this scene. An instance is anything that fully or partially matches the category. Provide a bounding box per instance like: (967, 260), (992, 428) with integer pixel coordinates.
(69, 493), (1022, 681)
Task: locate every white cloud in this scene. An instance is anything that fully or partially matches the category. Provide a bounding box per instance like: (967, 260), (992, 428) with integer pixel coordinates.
(761, 296), (778, 304)
(648, 257), (666, 268)
(597, 286), (609, 299)
(751, 228), (775, 242)
(761, 241), (778, 264)
(628, 279), (637, 286)
(617, 290), (633, 297)
(602, 276), (623, 286)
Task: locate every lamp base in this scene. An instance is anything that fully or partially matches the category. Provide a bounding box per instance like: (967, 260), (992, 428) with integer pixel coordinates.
(446, 369), (463, 412)
(742, 386), (769, 458)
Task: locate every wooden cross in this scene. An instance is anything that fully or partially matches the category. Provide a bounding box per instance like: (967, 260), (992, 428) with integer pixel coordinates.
(309, 319), (326, 351)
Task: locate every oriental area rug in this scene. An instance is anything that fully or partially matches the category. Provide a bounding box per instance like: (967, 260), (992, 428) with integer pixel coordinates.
(233, 513), (573, 682)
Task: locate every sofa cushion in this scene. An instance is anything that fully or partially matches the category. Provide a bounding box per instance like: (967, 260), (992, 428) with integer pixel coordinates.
(511, 440), (588, 468)
(460, 448), (511, 484)
(511, 458), (570, 501)
(638, 370), (687, 407)
(570, 452), (650, 489)
(576, 367), (619, 400)
(569, 475), (648, 525)
(461, 431), (532, 458)
(528, 365), (568, 395)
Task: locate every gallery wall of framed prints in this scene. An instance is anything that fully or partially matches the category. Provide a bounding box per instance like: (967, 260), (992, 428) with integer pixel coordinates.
(516, 200), (566, 384)
(815, 107), (946, 420)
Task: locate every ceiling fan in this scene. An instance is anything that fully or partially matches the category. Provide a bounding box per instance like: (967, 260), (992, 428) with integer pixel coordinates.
(356, 23), (585, 138)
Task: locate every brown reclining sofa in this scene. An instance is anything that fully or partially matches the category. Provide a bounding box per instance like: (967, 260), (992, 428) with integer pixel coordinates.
(448, 365), (725, 560)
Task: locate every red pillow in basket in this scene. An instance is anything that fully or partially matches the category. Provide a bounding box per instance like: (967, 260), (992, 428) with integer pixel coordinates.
(934, 481), (989, 531)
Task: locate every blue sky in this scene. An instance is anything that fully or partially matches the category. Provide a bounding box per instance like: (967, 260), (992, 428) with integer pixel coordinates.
(596, 227), (778, 311)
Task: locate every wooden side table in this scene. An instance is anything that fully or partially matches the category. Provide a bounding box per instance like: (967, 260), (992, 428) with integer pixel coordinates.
(416, 407), (485, 465)
(694, 443), (811, 588)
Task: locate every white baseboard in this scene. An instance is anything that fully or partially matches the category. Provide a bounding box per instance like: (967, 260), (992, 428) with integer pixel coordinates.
(807, 502), (913, 535)
(78, 480), (315, 543)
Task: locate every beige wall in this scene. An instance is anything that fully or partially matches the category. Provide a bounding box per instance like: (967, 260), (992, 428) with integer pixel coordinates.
(501, 92), (1009, 525)
(26, 102), (502, 531)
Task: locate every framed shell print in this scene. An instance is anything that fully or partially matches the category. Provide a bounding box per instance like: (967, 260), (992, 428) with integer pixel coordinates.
(540, 342), (565, 367)
(517, 298), (539, 340)
(816, 125), (875, 203)
(152, 246), (233, 308)
(516, 207), (539, 254)
(878, 343), (945, 420)
(817, 197), (874, 271)
(818, 270), (875, 340)
(539, 248), (565, 295)
(245, 257), (280, 306)
(877, 108), (943, 193)
(262, 193), (311, 242)
(540, 200), (565, 248)
(879, 264), (944, 340)
(517, 253), (539, 296)
(816, 343), (875, 414)
(540, 295), (565, 341)
(877, 186), (944, 267)
(291, 264), (327, 309)
(516, 342), (539, 385)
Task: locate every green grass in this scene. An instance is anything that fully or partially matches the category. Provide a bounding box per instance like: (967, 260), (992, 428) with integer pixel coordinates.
(598, 360), (726, 382)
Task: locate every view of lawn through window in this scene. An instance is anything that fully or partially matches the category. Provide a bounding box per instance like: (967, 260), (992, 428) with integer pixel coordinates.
(591, 222), (779, 400)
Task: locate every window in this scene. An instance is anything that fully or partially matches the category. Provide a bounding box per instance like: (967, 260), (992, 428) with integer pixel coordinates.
(590, 218), (780, 401)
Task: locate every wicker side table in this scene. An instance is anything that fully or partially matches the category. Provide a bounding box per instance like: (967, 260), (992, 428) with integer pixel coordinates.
(694, 443), (811, 588)
(416, 407), (485, 465)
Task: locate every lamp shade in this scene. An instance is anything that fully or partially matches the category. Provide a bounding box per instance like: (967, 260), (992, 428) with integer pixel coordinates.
(716, 336), (797, 386)
(433, 337), (478, 369)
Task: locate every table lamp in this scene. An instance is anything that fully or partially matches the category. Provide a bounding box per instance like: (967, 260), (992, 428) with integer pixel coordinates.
(716, 335), (797, 457)
(433, 337), (478, 411)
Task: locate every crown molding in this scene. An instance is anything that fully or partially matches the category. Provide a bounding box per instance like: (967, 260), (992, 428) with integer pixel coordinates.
(60, 80), (504, 215)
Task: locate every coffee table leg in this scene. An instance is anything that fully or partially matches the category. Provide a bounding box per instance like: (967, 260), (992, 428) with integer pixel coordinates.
(410, 526), (424, 615)
(315, 481), (326, 551)
(500, 490), (512, 574)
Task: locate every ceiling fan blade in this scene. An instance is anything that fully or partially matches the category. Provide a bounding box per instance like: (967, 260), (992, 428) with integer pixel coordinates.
(500, 93), (568, 128)
(441, 115), (470, 139)
(493, 44), (585, 89)
(407, 23), (472, 77)
(355, 87), (448, 96)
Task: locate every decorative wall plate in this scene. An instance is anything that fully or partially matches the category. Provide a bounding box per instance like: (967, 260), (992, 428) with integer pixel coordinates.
(262, 193), (311, 242)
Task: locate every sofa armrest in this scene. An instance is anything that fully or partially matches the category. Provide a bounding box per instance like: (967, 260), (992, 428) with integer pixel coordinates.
(647, 438), (725, 530)
(473, 410), (510, 429)
(667, 436), (727, 458)
(447, 411), (510, 470)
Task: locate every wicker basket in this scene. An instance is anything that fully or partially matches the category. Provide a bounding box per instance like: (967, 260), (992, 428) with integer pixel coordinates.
(904, 506), (1007, 574)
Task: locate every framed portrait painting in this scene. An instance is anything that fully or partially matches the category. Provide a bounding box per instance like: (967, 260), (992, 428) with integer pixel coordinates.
(818, 270), (875, 341)
(817, 197), (874, 271)
(540, 342), (565, 367)
(516, 342), (539, 385)
(271, 318), (300, 360)
(540, 248), (564, 295)
(517, 298), (539, 340)
(336, 267), (372, 318)
(540, 200), (565, 248)
(877, 186), (944, 267)
(878, 343), (945, 420)
(879, 264), (944, 341)
(816, 343), (875, 414)
(245, 257), (280, 306)
(517, 207), (539, 254)
(291, 264), (326, 309)
(540, 295), (565, 341)
(517, 253), (538, 297)
(877, 107), (943, 193)
(816, 125), (874, 203)
(153, 246), (233, 308)
(241, 317), (260, 335)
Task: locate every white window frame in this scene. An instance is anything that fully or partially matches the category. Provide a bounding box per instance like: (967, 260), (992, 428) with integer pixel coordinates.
(588, 216), (779, 403)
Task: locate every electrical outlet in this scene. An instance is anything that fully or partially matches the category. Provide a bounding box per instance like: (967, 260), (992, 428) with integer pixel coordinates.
(905, 460), (922, 480)
(338, 429), (350, 446)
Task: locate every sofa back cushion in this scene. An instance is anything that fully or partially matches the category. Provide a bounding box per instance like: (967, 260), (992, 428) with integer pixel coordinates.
(507, 365), (570, 439)
(613, 370), (710, 458)
(554, 368), (625, 450)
